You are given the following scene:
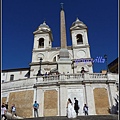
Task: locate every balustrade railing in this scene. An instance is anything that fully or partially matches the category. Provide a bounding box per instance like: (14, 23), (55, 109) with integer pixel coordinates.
(87, 73), (107, 79)
(2, 73), (110, 91)
(40, 74), (83, 83)
(37, 73), (108, 83)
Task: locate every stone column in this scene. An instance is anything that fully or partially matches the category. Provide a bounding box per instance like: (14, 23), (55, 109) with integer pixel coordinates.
(107, 83), (117, 114)
(37, 88), (44, 117)
(85, 84), (96, 115)
(59, 85), (67, 116)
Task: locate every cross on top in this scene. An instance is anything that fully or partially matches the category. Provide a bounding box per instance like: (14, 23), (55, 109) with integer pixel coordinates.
(60, 3), (64, 10)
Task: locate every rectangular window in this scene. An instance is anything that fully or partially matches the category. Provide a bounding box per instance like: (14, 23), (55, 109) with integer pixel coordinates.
(10, 75), (14, 81)
(2, 80), (4, 83)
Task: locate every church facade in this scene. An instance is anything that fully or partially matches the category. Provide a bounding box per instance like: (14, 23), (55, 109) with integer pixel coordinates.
(2, 7), (118, 118)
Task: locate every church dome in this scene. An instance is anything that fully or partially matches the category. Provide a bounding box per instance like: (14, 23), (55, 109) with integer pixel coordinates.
(39, 21), (50, 29)
(72, 18), (83, 25)
(33, 20), (53, 41)
(33, 21), (51, 33)
(71, 17), (87, 29)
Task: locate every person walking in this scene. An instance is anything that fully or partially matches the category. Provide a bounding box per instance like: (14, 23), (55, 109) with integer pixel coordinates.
(11, 104), (17, 119)
(1, 103), (7, 120)
(83, 104), (88, 115)
(74, 97), (79, 116)
(33, 101), (39, 117)
(5, 102), (8, 112)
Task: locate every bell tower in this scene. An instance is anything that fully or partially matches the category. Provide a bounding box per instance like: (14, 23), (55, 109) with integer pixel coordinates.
(31, 21), (53, 63)
(30, 21), (53, 77)
(70, 18), (93, 73)
(33, 21), (53, 50)
(70, 18), (89, 47)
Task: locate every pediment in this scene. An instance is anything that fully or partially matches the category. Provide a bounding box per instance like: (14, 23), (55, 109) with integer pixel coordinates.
(70, 25), (87, 30)
(33, 28), (50, 34)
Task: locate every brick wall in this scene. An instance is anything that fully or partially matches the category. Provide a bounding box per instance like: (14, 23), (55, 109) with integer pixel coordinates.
(2, 97), (7, 104)
(94, 88), (110, 115)
(8, 90), (34, 118)
(44, 90), (58, 116)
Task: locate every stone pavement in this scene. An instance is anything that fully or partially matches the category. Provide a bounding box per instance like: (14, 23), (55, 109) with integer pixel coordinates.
(7, 115), (118, 120)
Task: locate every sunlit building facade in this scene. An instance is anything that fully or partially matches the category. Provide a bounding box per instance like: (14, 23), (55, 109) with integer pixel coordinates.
(1, 7), (119, 118)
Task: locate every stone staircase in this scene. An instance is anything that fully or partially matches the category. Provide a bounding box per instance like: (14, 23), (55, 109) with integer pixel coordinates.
(1, 112), (23, 120)
(7, 115), (118, 120)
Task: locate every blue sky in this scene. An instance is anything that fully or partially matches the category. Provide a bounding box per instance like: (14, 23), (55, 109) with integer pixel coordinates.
(2, 0), (118, 72)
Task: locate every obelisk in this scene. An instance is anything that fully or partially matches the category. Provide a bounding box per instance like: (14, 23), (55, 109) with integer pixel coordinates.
(57, 3), (72, 74)
(59, 3), (69, 59)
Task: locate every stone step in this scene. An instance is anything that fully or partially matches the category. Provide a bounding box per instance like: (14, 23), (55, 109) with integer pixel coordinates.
(2, 112), (23, 120)
(8, 115), (118, 120)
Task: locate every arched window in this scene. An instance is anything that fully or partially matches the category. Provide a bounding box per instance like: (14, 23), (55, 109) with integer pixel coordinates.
(76, 34), (83, 44)
(53, 55), (59, 62)
(53, 57), (56, 62)
(49, 41), (51, 46)
(57, 55), (60, 60)
(38, 38), (44, 48)
(10, 74), (14, 81)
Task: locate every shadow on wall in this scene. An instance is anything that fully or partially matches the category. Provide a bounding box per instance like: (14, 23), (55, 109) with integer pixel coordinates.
(24, 71), (30, 78)
(108, 95), (119, 114)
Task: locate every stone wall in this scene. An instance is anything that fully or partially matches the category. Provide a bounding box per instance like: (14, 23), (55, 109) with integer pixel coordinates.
(2, 97), (7, 104)
(94, 88), (110, 115)
(44, 90), (58, 116)
(8, 90), (34, 118)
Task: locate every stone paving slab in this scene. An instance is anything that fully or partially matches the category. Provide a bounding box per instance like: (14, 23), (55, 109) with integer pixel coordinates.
(7, 115), (118, 120)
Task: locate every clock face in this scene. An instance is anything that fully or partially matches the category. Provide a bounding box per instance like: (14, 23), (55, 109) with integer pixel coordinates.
(37, 53), (44, 60)
(77, 50), (86, 58)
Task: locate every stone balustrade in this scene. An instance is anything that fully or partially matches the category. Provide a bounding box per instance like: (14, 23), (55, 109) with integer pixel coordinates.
(37, 73), (107, 83)
(2, 73), (117, 91)
(2, 77), (36, 91)
(86, 73), (107, 80)
(41, 74), (83, 82)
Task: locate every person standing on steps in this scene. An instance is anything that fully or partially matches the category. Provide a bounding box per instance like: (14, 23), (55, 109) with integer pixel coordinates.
(83, 104), (88, 115)
(80, 67), (89, 78)
(74, 97), (79, 116)
(66, 98), (76, 118)
(33, 101), (39, 117)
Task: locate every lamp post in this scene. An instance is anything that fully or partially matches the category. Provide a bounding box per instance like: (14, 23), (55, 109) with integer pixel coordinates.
(37, 57), (43, 76)
(39, 57), (43, 76)
(104, 54), (108, 73)
(35, 57), (43, 101)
